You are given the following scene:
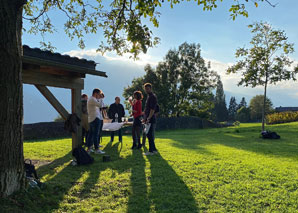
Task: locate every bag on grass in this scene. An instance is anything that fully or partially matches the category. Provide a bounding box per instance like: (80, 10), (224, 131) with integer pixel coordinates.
(72, 147), (94, 165)
(261, 131), (280, 139)
(24, 159), (39, 179)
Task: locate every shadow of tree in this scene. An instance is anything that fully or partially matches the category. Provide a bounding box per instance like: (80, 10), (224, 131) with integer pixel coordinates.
(158, 124), (298, 160)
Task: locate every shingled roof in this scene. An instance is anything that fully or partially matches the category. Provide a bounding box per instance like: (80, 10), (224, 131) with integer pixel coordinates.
(22, 45), (107, 77)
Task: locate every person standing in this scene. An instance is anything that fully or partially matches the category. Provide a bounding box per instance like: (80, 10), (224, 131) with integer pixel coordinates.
(129, 91), (143, 149)
(108, 96), (125, 142)
(86, 88), (105, 154)
(143, 83), (158, 155)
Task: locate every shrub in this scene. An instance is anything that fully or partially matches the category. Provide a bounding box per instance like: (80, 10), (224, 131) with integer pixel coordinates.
(266, 111), (298, 125)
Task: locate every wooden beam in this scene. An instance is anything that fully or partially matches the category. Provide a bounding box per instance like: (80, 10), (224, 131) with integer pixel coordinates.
(23, 69), (84, 89)
(40, 66), (85, 78)
(71, 88), (82, 149)
(35, 85), (69, 120)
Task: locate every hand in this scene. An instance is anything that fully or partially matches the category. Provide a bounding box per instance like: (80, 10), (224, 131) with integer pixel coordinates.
(145, 118), (150, 124)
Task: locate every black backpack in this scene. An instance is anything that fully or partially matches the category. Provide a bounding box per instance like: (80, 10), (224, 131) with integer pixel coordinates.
(24, 159), (39, 179)
(72, 147), (94, 165)
(261, 131), (280, 139)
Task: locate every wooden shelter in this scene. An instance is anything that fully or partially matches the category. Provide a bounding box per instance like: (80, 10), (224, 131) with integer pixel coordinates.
(22, 45), (107, 149)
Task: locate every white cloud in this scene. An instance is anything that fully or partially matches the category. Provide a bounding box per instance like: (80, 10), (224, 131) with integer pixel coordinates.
(207, 58), (298, 107)
(64, 49), (159, 67)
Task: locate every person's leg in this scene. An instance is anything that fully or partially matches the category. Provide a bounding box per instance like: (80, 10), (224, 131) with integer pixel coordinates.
(110, 131), (114, 142)
(151, 124), (157, 152)
(93, 118), (100, 150)
(132, 125), (137, 149)
(98, 120), (103, 146)
(87, 120), (96, 150)
(118, 128), (122, 142)
(147, 123), (156, 152)
(136, 125), (142, 148)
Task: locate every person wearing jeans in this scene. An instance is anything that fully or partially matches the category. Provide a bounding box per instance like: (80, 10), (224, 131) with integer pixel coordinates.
(143, 83), (158, 155)
(86, 88), (105, 154)
(129, 91), (143, 149)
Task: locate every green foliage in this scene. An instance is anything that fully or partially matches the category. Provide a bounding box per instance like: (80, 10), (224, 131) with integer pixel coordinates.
(213, 78), (228, 122)
(3, 122), (298, 211)
(238, 97), (247, 109)
(227, 21), (297, 87)
(267, 111), (298, 125)
(227, 21), (297, 130)
(233, 120), (241, 126)
(123, 42), (218, 118)
(249, 95), (273, 121)
(53, 115), (64, 122)
(23, 1), (273, 58)
(236, 106), (250, 123)
(228, 96), (238, 121)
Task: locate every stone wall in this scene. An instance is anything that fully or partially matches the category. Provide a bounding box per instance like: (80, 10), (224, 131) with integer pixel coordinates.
(24, 117), (224, 140)
(24, 122), (70, 140)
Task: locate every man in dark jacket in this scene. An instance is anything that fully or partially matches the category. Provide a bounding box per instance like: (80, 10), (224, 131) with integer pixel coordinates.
(143, 83), (158, 155)
(108, 96), (125, 142)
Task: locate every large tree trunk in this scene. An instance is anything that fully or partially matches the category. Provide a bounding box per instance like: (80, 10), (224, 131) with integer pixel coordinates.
(0, 0), (25, 197)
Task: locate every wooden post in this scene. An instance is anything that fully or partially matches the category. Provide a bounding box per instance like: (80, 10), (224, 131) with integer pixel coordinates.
(72, 88), (82, 149)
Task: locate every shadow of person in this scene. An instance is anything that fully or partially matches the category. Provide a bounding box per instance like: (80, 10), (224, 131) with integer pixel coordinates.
(35, 151), (104, 212)
(145, 154), (199, 212)
(127, 149), (150, 213)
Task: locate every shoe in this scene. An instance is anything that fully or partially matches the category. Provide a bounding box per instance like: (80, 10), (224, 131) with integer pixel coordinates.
(153, 150), (158, 154)
(94, 149), (105, 154)
(144, 151), (154, 156)
(87, 148), (94, 154)
(98, 144), (103, 148)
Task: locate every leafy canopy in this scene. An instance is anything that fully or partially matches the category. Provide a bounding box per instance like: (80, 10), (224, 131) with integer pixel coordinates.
(123, 42), (218, 118)
(23, 0), (274, 57)
(227, 21), (297, 87)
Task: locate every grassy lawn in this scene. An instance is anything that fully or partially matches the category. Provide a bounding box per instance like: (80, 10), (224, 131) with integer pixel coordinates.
(2, 122), (298, 212)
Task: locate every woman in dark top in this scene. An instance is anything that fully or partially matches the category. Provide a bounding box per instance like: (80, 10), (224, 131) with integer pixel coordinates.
(129, 91), (143, 149)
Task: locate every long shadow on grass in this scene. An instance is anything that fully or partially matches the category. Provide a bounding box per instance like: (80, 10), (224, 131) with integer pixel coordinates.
(127, 149), (150, 213)
(32, 151), (101, 212)
(158, 124), (298, 160)
(145, 154), (199, 212)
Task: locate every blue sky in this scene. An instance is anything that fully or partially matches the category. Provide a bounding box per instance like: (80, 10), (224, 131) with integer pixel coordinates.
(22, 1), (298, 123)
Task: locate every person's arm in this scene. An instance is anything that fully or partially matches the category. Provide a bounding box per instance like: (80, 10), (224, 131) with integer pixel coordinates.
(88, 97), (102, 108)
(146, 109), (155, 124)
(146, 96), (157, 123)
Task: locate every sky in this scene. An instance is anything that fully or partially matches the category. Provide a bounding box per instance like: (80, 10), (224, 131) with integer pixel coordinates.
(22, 0), (298, 123)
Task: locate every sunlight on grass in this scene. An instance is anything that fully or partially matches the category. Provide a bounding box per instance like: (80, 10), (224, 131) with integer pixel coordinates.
(2, 122), (298, 212)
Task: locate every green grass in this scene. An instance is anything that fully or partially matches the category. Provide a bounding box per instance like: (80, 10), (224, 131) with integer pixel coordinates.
(2, 122), (298, 212)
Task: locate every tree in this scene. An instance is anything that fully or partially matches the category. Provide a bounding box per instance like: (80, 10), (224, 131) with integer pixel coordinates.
(238, 97), (247, 109)
(228, 96), (238, 121)
(227, 22), (298, 131)
(0, 0), (276, 197)
(249, 95), (273, 122)
(213, 78), (228, 122)
(54, 115), (64, 122)
(124, 42), (217, 118)
(236, 106), (250, 123)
